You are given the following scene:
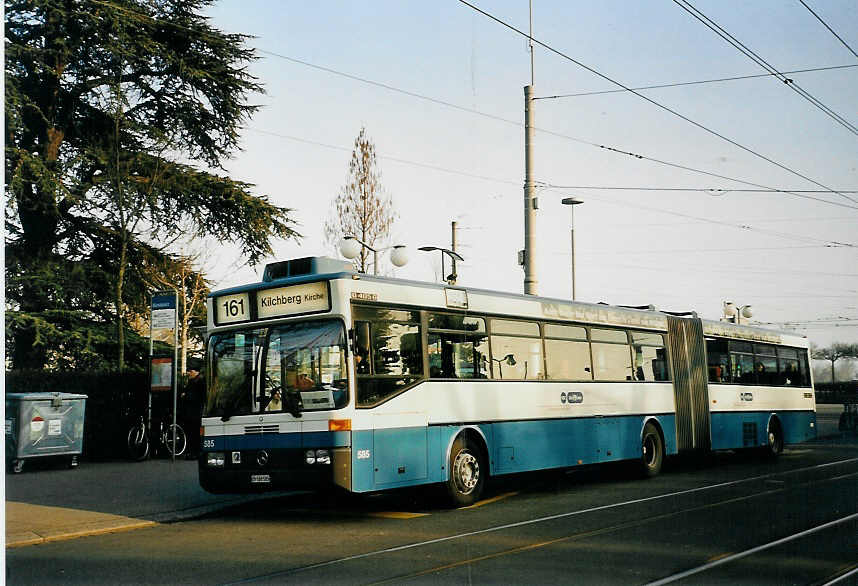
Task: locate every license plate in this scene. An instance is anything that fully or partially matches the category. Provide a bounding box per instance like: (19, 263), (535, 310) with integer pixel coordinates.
(250, 474), (271, 484)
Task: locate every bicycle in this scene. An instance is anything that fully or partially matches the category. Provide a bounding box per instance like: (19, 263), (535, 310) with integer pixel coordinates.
(126, 414), (187, 460)
(127, 415), (150, 461)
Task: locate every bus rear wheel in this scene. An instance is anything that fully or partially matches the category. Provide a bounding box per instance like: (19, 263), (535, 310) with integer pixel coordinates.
(446, 436), (486, 507)
(640, 423), (664, 478)
(764, 421), (783, 458)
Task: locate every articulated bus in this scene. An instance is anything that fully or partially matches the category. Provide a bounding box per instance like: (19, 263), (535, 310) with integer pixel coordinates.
(199, 256), (816, 505)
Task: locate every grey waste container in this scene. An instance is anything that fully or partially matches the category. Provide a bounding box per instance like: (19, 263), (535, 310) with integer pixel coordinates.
(5, 392), (87, 473)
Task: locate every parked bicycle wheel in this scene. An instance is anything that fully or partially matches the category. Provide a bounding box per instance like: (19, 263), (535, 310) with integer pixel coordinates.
(163, 423), (187, 457)
(127, 421), (150, 461)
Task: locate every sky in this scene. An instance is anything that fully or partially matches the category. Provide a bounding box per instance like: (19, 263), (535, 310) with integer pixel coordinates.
(200, 0), (858, 349)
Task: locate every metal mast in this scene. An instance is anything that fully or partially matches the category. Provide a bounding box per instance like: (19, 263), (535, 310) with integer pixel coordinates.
(523, 0), (538, 295)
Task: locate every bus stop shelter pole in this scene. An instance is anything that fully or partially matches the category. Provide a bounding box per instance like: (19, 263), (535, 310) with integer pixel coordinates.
(172, 289), (178, 463)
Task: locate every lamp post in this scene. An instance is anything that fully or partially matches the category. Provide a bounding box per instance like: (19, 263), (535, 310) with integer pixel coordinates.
(417, 246), (464, 285)
(723, 301), (753, 325)
(339, 236), (409, 274)
(561, 197), (584, 301)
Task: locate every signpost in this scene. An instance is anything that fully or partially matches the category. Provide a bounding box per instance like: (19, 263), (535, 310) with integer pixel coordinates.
(150, 291), (178, 461)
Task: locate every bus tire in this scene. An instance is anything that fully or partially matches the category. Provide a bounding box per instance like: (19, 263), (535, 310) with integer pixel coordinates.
(446, 435), (486, 507)
(764, 419), (783, 458)
(640, 422), (664, 478)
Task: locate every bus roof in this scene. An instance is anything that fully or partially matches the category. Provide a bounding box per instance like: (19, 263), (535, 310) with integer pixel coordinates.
(210, 257), (808, 348)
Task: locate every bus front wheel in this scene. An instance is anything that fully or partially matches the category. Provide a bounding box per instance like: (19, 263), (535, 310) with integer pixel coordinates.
(446, 436), (486, 507)
(640, 423), (664, 478)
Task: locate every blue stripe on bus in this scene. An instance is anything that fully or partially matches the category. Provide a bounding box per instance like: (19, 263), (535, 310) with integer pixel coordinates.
(350, 415), (678, 493)
(710, 410), (816, 450)
(209, 430), (351, 451)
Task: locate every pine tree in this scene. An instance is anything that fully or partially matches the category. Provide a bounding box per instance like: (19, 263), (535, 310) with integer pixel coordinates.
(5, 0), (299, 370)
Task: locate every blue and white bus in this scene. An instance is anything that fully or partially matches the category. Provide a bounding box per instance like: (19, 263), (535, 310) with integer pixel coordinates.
(199, 256), (816, 505)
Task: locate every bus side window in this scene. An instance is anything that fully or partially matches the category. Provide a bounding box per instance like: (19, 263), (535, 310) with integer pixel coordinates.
(630, 331), (669, 382)
(705, 338), (730, 383)
(352, 306), (424, 407)
(590, 328), (632, 381)
(489, 319), (543, 380)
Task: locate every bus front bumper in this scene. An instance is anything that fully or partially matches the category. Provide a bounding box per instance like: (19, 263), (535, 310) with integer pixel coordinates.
(198, 447), (345, 494)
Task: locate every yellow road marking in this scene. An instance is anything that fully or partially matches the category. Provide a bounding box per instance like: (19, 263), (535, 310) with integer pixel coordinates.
(368, 511), (429, 519)
(462, 491), (519, 509)
(706, 551), (734, 563)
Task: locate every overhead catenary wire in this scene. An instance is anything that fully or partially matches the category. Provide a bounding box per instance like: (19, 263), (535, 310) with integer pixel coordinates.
(537, 63), (858, 99)
(248, 126), (858, 250)
(605, 217), (858, 227)
(797, 0), (858, 60)
(88, 0), (858, 243)
(673, 0), (858, 144)
(248, 128), (520, 186)
(78, 2), (858, 212)
(260, 49), (858, 212)
(542, 186), (858, 194)
(75, 1), (855, 332)
(572, 244), (847, 256)
(545, 187), (858, 248)
(458, 0), (858, 207)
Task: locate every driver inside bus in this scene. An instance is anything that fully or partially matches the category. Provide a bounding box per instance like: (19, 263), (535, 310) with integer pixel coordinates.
(266, 389), (282, 411)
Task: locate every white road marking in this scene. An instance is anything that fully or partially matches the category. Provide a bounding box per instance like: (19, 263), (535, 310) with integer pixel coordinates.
(646, 512), (858, 585)
(226, 456), (858, 584)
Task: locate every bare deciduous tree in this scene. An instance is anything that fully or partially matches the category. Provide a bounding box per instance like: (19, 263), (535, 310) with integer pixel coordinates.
(812, 342), (858, 383)
(324, 127), (397, 273)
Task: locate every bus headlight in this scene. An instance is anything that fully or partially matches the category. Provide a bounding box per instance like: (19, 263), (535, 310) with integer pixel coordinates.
(315, 449), (331, 465)
(206, 452), (225, 468)
(305, 449), (331, 465)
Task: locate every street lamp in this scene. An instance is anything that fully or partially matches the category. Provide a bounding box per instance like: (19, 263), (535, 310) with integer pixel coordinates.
(561, 197), (584, 301)
(491, 353), (516, 378)
(339, 236), (409, 275)
(723, 301), (753, 325)
(417, 246), (464, 285)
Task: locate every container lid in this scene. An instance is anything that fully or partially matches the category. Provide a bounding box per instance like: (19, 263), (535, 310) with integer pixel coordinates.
(6, 392), (88, 400)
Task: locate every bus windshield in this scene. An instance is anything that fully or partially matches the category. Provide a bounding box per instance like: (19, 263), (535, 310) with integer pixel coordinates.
(205, 319), (348, 419)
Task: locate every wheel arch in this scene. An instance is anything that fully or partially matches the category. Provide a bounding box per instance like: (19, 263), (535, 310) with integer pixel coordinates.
(444, 425), (490, 480)
(640, 416), (666, 447)
(767, 412), (783, 437)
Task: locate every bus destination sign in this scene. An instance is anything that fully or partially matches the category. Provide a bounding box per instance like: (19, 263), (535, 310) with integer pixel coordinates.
(257, 281), (329, 319)
(216, 292), (251, 325)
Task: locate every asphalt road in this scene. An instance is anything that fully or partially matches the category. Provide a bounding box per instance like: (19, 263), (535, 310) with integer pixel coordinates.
(7, 435), (858, 585)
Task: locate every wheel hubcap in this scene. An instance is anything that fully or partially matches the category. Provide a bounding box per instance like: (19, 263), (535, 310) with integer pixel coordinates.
(642, 436), (651, 466)
(453, 450), (479, 494)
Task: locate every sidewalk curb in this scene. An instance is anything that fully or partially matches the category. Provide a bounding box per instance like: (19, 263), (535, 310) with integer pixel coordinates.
(7, 519), (157, 548)
(5, 492), (297, 548)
